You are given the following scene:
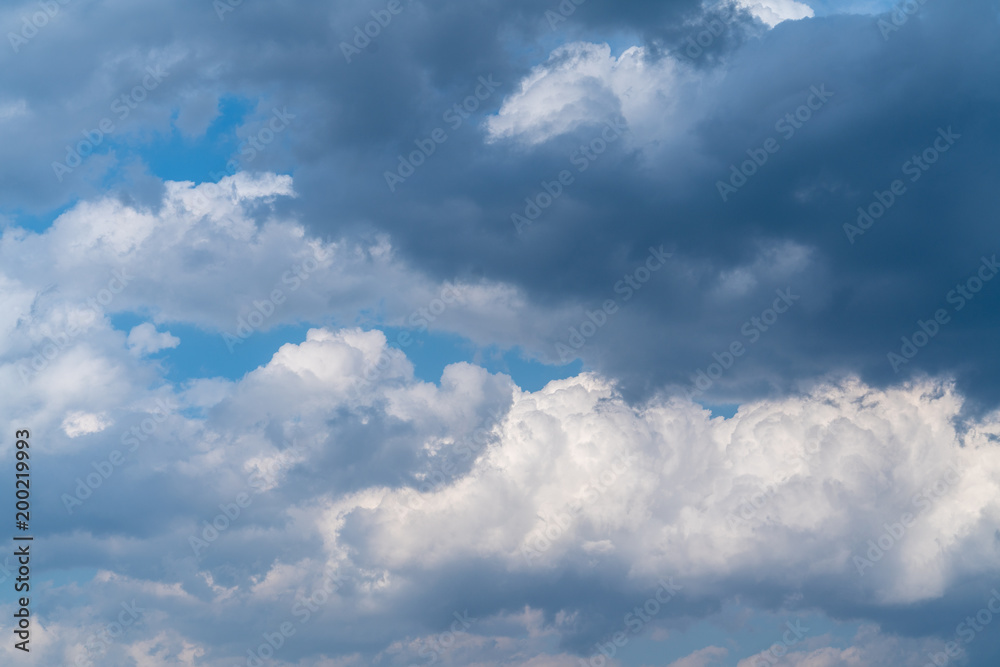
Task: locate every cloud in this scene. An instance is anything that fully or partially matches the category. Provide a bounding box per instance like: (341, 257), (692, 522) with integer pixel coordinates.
(7, 314), (1000, 664)
(737, 0), (815, 27)
(735, 624), (955, 666)
(127, 323), (180, 356)
(61, 411), (113, 438)
(2, 0), (1000, 664)
(1, 0), (997, 408)
(486, 42), (680, 146)
(668, 645), (728, 667)
(0, 172), (571, 358)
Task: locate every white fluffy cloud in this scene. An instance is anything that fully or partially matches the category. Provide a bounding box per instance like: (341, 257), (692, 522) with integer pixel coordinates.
(737, 0), (815, 27)
(486, 42), (686, 147)
(3, 176), (999, 666)
(486, 1), (814, 147)
(127, 323), (180, 356)
(61, 410), (113, 438)
(345, 370), (1000, 608)
(3, 315), (999, 665)
(0, 173), (582, 376)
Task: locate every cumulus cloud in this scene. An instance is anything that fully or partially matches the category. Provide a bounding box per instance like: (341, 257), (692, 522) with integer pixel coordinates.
(486, 42), (686, 146)
(127, 323), (180, 356)
(0, 172), (581, 371)
(5, 315), (1000, 664)
(486, 2), (814, 147)
(61, 410), (113, 438)
(736, 0), (815, 27)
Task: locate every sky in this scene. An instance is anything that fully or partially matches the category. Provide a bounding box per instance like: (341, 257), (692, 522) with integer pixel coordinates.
(1, 0), (1000, 665)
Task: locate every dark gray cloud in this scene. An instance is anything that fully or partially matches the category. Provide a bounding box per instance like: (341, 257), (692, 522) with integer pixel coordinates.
(8, 0), (983, 410)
